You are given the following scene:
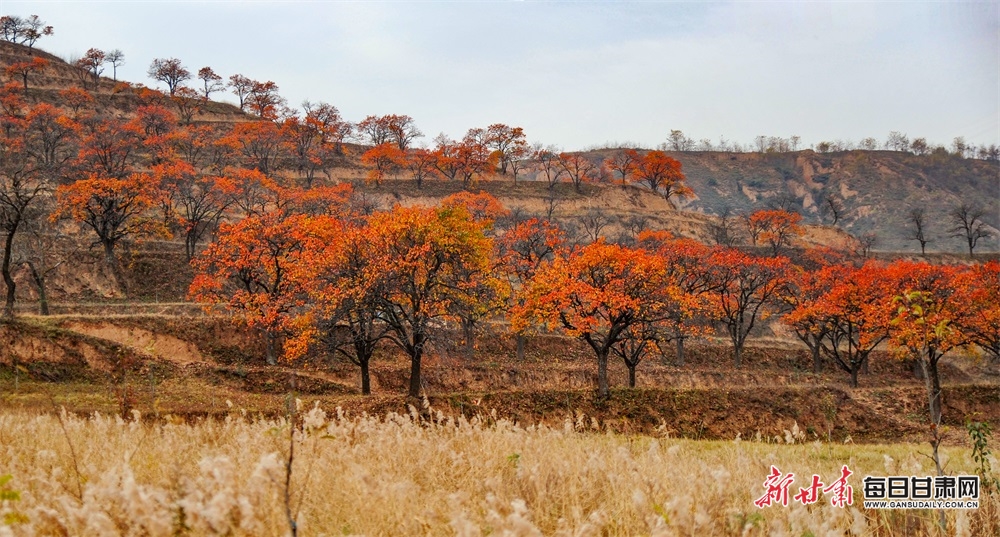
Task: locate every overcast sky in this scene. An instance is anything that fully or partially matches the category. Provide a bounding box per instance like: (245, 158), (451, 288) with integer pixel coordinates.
(6, 1), (998, 151)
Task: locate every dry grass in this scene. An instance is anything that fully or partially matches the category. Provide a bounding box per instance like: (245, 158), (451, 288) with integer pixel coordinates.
(0, 406), (997, 536)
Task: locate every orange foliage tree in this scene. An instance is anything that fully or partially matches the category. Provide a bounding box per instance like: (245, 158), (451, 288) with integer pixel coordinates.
(485, 123), (527, 176)
(190, 212), (322, 365)
(886, 261), (972, 485)
(636, 231), (717, 365)
(54, 172), (162, 289)
(557, 152), (600, 193)
(360, 143), (406, 186)
(954, 261), (1000, 361)
(5, 56), (47, 90)
(631, 150), (691, 202)
(604, 148), (639, 188)
(496, 217), (565, 360)
(746, 209), (804, 255)
(289, 219), (388, 394)
(365, 204), (495, 397)
(794, 262), (892, 387)
(512, 241), (671, 395)
(705, 249), (790, 368)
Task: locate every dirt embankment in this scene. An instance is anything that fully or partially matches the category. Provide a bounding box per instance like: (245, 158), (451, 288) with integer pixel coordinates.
(1, 315), (998, 444)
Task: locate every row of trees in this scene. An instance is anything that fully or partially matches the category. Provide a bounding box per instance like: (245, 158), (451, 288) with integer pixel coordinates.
(188, 189), (1000, 402)
(661, 129), (1000, 162)
(0, 14), (52, 50)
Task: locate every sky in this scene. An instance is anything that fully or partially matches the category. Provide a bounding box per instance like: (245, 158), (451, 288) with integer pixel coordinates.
(4, 1), (998, 151)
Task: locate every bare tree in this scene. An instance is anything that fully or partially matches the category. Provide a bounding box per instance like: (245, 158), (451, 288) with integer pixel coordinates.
(857, 232), (878, 258)
(709, 206), (739, 247)
(105, 49), (124, 81)
(885, 131), (910, 152)
(820, 194), (844, 226)
(949, 203), (992, 256)
(579, 209), (611, 243)
(766, 193), (800, 213)
(147, 58), (190, 96)
(228, 74), (254, 111)
(906, 207), (931, 255)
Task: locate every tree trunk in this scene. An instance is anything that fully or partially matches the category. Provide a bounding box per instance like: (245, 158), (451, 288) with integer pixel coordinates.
(462, 319), (474, 360)
(516, 334), (526, 361)
(919, 355), (946, 533)
(2, 229), (16, 319)
(360, 358), (371, 395)
(811, 345), (822, 373)
(849, 367), (859, 389)
(264, 331), (278, 366)
(407, 332), (424, 399)
(597, 349), (609, 397)
(25, 262), (49, 315)
(627, 364), (636, 388)
(733, 344), (742, 368)
(675, 335), (685, 367)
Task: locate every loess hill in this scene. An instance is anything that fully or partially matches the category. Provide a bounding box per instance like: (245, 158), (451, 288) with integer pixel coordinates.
(2, 40), (999, 442)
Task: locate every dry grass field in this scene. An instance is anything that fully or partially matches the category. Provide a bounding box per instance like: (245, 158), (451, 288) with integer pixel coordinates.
(0, 405), (997, 536)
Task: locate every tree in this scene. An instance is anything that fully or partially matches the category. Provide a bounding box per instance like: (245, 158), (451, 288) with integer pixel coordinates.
(58, 87), (94, 119)
(385, 114), (422, 150)
(630, 150), (691, 202)
(405, 148), (437, 189)
(513, 241), (670, 396)
(954, 261), (1000, 362)
(485, 124), (527, 175)
(54, 173), (161, 288)
(579, 208), (611, 243)
(745, 209), (804, 256)
(367, 205), (494, 398)
(705, 250), (789, 367)
(887, 262), (970, 517)
(886, 131), (910, 152)
(533, 144), (564, 189)
(949, 203), (992, 256)
(557, 152), (599, 193)
(637, 232), (716, 366)
(820, 194), (843, 226)
(147, 58), (191, 96)
(76, 48), (105, 87)
(496, 217), (565, 360)
(667, 130), (692, 151)
(817, 263), (894, 387)
(604, 148), (639, 188)
(153, 161), (231, 259)
(907, 207), (931, 255)
(910, 137), (929, 156)
(228, 74), (255, 111)
(0, 104), (78, 317)
(782, 265), (835, 373)
(5, 57), (47, 91)
(246, 80), (286, 120)
(355, 114), (422, 150)
(1, 15), (52, 49)
(360, 143), (406, 186)
(197, 67), (224, 100)
(293, 219), (389, 394)
(18, 15), (52, 50)
(105, 49), (124, 81)
(221, 120), (290, 176)
(0, 16), (21, 42)
(190, 212), (316, 365)
(708, 206), (739, 247)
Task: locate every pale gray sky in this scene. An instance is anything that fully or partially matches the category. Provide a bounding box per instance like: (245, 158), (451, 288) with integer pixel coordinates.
(6, 1), (998, 151)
